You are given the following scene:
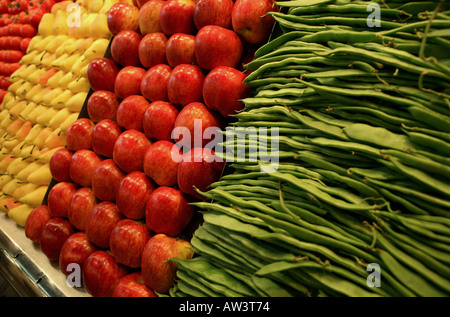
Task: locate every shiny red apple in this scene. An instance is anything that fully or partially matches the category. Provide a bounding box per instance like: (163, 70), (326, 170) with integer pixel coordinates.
(49, 148), (73, 182)
(110, 219), (151, 268)
(68, 187), (98, 231)
(113, 129), (151, 173)
(195, 25), (243, 70)
(40, 218), (75, 261)
(113, 272), (157, 297)
(107, 2), (140, 35)
(177, 147), (224, 199)
(140, 64), (172, 102)
(92, 119), (123, 158)
(159, 0), (196, 36)
(87, 58), (119, 92)
(91, 159), (126, 202)
(141, 234), (194, 294)
(165, 33), (196, 68)
(47, 182), (78, 218)
(138, 0), (165, 35)
(173, 101), (223, 149)
(145, 186), (194, 236)
(85, 201), (125, 249)
(202, 66), (250, 117)
(114, 66), (146, 100)
(59, 232), (98, 277)
(167, 64), (205, 106)
(82, 251), (128, 297)
(232, 0), (279, 44)
(65, 118), (94, 152)
(25, 205), (52, 244)
(116, 95), (150, 131)
(69, 150), (102, 188)
(142, 100), (179, 141)
(143, 140), (180, 187)
(116, 171), (155, 220)
(138, 32), (168, 69)
(111, 30), (142, 67)
(87, 90), (120, 122)
(193, 0), (234, 30)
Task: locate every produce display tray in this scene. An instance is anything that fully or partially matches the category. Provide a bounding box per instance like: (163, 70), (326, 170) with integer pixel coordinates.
(0, 212), (89, 297)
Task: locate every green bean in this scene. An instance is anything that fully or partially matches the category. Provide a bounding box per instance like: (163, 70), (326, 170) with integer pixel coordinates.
(408, 105), (450, 133)
(343, 123), (416, 152)
(253, 31), (310, 59)
(195, 225), (263, 271)
(381, 149), (450, 179)
(175, 279), (209, 297)
(374, 186), (430, 215)
(402, 123), (450, 142)
(376, 234), (449, 296)
(380, 221), (450, 266)
(173, 257), (259, 296)
(316, 42), (450, 80)
(364, 177), (450, 209)
(176, 269), (223, 297)
(387, 158), (450, 197)
(376, 211), (450, 242)
(353, 42), (450, 76)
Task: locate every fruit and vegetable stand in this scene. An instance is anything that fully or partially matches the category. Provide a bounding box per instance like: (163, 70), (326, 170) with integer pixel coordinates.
(0, 0), (449, 299)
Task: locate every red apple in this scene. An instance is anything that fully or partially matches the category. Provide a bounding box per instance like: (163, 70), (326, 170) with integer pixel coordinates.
(202, 66), (250, 117)
(232, 0), (279, 44)
(107, 2), (140, 35)
(193, 0), (234, 30)
(141, 234), (194, 293)
(140, 64), (172, 102)
(40, 218), (75, 261)
(92, 119), (122, 158)
(91, 159), (126, 202)
(177, 148), (224, 199)
(113, 129), (151, 173)
(111, 30), (142, 67)
(165, 33), (196, 68)
(25, 205), (52, 244)
(113, 272), (157, 297)
(87, 58), (119, 92)
(68, 187), (98, 231)
(85, 201), (125, 249)
(82, 251), (128, 297)
(138, 32), (168, 69)
(142, 101), (179, 141)
(143, 140), (180, 186)
(195, 25), (243, 70)
(138, 0), (164, 35)
(167, 64), (204, 106)
(59, 232), (98, 277)
(65, 118), (94, 152)
(48, 182), (78, 218)
(145, 186), (194, 236)
(116, 95), (150, 131)
(49, 148), (73, 182)
(173, 102), (223, 149)
(159, 0), (196, 36)
(116, 171), (155, 220)
(110, 219), (151, 268)
(69, 150), (102, 187)
(87, 90), (120, 122)
(114, 66), (146, 100)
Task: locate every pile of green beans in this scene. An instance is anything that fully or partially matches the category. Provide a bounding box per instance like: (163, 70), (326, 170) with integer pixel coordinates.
(168, 0), (450, 297)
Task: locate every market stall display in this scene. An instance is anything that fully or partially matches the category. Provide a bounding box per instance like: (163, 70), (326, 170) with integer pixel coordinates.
(0, 0), (449, 299)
